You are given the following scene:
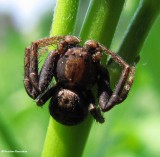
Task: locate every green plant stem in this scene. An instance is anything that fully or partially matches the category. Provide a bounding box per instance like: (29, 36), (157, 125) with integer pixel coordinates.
(50, 0), (80, 35)
(42, 1), (89, 157)
(41, 0), (125, 157)
(108, 0), (160, 84)
(79, 0), (125, 64)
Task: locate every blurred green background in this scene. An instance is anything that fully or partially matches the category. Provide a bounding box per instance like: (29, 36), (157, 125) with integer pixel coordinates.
(0, 1), (160, 157)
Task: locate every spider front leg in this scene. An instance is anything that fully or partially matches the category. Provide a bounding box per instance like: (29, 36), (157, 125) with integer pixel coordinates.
(35, 84), (60, 106)
(24, 47), (39, 98)
(24, 41), (59, 100)
(29, 35), (80, 92)
(25, 36), (74, 92)
(24, 36), (80, 101)
(100, 45), (135, 112)
(29, 37), (62, 91)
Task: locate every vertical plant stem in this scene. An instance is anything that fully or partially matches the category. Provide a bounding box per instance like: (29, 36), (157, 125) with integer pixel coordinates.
(108, 0), (160, 84)
(41, 1), (91, 157)
(80, 0), (125, 46)
(42, 0), (125, 157)
(50, 0), (79, 36)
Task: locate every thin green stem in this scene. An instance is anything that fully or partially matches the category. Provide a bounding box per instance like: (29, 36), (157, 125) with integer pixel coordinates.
(119, 0), (160, 63)
(42, 115), (92, 157)
(42, 1), (90, 157)
(50, 0), (80, 36)
(42, 0), (125, 157)
(80, 0), (125, 46)
(108, 0), (160, 84)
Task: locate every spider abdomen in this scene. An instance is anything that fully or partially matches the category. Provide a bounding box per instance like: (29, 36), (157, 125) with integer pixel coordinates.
(49, 89), (88, 125)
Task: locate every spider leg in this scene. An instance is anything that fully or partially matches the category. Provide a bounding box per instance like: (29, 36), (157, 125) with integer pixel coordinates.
(39, 50), (59, 92)
(31, 36), (65, 48)
(27, 36), (66, 91)
(31, 36), (80, 53)
(86, 90), (105, 123)
(24, 36), (80, 100)
(103, 67), (135, 111)
(116, 67), (135, 103)
(29, 36), (67, 91)
(24, 48), (40, 98)
(24, 45), (59, 99)
(35, 84), (60, 106)
(29, 37), (62, 90)
(97, 66), (113, 111)
(29, 43), (39, 91)
(100, 45), (135, 112)
(29, 38), (61, 90)
(29, 35), (80, 90)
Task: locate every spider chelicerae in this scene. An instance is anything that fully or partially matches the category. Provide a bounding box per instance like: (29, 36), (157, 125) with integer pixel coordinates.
(24, 36), (135, 126)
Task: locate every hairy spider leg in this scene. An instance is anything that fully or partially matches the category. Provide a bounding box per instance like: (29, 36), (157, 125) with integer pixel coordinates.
(35, 84), (60, 106)
(100, 45), (135, 111)
(24, 48), (40, 98)
(86, 90), (105, 123)
(29, 36), (65, 92)
(118, 66), (135, 102)
(39, 50), (59, 92)
(29, 43), (39, 91)
(26, 46), (59, 99)
(31, 36), (65, 47)
(24, 37), (64, 99)
(29, 35), (81, 91)
(24, 36), (80, 99)
(97, 65), (113, 112)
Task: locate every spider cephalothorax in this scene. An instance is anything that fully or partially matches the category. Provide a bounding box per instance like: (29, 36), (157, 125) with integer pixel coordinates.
(24, 36), (135, 126)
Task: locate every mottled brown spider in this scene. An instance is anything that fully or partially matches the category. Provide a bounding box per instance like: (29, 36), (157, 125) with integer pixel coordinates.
(24, 36), (135, 126)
